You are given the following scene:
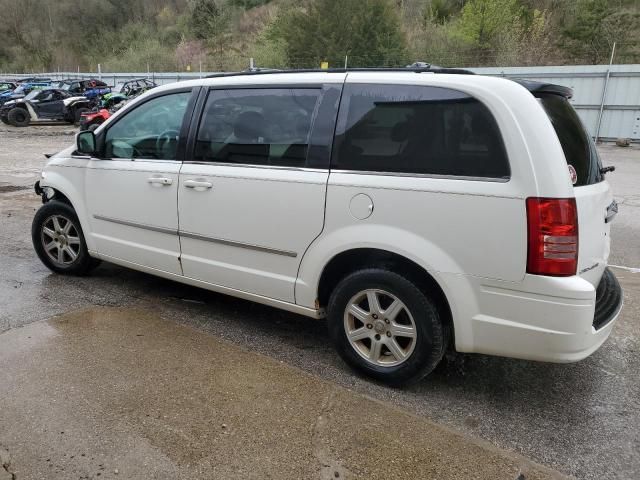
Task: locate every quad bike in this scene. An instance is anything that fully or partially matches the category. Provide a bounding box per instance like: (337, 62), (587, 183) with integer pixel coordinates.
(0, 88), (93, 127)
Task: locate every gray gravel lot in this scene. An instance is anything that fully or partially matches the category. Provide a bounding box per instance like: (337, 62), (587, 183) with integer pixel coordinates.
(0, 126), (639, 479)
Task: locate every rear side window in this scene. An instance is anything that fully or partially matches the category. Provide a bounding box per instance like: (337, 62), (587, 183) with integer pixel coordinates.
(194, 88), (321, 168)
(538, 94), (603, 186)
(332, 84), (510, 179)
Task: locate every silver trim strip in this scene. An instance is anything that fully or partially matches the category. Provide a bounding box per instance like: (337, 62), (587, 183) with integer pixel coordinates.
(85, 157), (182, 164)
(180, 231), (297, 258)
(330, 169), (510, 183)
(93, 214), (177, 235)
(182, 160), (326, 173)
(92, 215), (297, 257)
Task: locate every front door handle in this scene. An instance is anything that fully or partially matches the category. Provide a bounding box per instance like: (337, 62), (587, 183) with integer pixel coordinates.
(148, 177), (173, 186)
(184, 179), (213, 190)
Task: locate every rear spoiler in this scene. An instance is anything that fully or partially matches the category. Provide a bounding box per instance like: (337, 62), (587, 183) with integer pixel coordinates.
(513, 79), (573, 99)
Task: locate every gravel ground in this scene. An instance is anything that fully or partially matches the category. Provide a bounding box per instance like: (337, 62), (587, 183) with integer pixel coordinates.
(0, 125), (639, 479)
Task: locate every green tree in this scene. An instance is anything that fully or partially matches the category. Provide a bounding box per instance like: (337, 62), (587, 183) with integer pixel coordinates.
(277, 0), (408, 68)
(188, 0), (225, 40)
(426, 0), (462, 25)
(561, 0), (639, 63)
(455, 0), (523, 49)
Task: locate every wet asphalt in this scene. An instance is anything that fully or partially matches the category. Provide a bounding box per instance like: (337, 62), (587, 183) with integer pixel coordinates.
(0, 127), (639, 479)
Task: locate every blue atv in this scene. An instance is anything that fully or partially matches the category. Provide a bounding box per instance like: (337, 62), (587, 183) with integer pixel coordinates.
(0, 82), (17, 94)
(0, 81), (51, 106)
(53, 79), (111, 99)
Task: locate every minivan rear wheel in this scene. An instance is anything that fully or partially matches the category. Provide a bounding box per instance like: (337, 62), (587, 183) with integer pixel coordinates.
(327, 269), (445, 386)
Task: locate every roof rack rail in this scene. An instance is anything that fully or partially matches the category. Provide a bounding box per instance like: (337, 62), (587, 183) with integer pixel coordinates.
(206, 65), (475, 79)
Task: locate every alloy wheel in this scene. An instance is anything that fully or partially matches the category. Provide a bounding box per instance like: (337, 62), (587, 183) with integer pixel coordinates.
(41, 214), (81, 266)
(344, 289), (417, 367)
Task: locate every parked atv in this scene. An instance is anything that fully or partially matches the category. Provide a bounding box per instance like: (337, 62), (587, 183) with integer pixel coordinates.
(0, 81), (50, 106)
(54, 78), (110, 97)
(0, 88), (93, 127)
(0, 82), (17, 94)
(117, 78), (157, 97)
(100, 92), (128, 110)
(79, 108), (111, 131)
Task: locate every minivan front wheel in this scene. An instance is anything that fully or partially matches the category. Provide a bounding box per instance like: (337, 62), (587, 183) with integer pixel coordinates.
(327, 269), (445, 386)
(32, 200), (99, 275)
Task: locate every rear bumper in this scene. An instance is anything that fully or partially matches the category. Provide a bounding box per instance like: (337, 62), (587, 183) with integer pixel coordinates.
(452, 268), (623, 362)
(593, 268), (622, 330)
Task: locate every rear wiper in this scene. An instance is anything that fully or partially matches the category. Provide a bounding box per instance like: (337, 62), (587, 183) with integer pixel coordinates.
(600, 165), (615, 175)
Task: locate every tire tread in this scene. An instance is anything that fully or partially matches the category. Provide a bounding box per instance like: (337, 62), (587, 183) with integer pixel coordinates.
(327, 268), (445, 386)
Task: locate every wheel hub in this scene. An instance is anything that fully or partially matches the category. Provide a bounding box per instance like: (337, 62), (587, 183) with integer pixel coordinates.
(373, 319), (386, 333)
(344, 289), (417, 367)
(41, 214), (81, 266)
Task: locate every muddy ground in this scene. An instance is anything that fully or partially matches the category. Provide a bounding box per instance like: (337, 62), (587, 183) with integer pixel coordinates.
(0, 125), (639, 479)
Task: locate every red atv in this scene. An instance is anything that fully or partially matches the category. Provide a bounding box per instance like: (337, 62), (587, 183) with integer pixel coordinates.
(79, 108), (110, 132)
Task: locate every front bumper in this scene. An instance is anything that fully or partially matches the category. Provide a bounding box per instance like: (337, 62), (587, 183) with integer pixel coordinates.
(455, 268), (623, 362)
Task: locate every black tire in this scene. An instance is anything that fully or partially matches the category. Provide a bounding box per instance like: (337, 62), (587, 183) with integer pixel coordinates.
(8, 107), (30, 127)
(0, 114), (9, 125)
(327, 269), (445, 386)
(74, 107), (91, 125)
(32, 200), (100, 275)
(88, 121), (102, 132)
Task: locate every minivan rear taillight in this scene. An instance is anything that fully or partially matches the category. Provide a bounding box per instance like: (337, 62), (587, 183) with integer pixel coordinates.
(526, 198), (578, 276)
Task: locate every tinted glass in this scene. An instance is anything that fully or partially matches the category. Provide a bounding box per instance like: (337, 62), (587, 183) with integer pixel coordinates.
(38, 91), (54, 102)
(105, 92), (190, 160)
(194, 88), (321, 167)
(24, 90), (40, 101)
(333, 84), (510, 179)
(538, 94), (603, 186)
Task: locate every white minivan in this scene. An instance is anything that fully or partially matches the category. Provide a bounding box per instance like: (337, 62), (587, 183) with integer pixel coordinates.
(33, 67), (623, 384)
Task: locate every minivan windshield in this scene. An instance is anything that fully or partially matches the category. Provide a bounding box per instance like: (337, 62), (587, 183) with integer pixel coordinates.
(538, 93), (603, 186)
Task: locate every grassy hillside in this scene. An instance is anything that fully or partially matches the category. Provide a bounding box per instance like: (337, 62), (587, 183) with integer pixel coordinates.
(0, 0), (638, 73)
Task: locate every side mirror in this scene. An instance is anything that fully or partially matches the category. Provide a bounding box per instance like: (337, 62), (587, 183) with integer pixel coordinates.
(76, 131), (96, 156)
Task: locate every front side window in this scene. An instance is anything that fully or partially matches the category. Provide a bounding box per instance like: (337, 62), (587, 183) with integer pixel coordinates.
(333, 84), (510, 179)
(104, 92), (190, 160)
(194, 88), (321, 167)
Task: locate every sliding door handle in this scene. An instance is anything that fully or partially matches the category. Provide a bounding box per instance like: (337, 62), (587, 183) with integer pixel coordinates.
(147, 177), (173, 186)
(184, 179), (213, 190)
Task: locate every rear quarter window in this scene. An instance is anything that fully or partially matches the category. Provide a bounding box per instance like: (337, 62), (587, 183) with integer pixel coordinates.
(332, 84), (510, 179)
(538, 94), (603, 186)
